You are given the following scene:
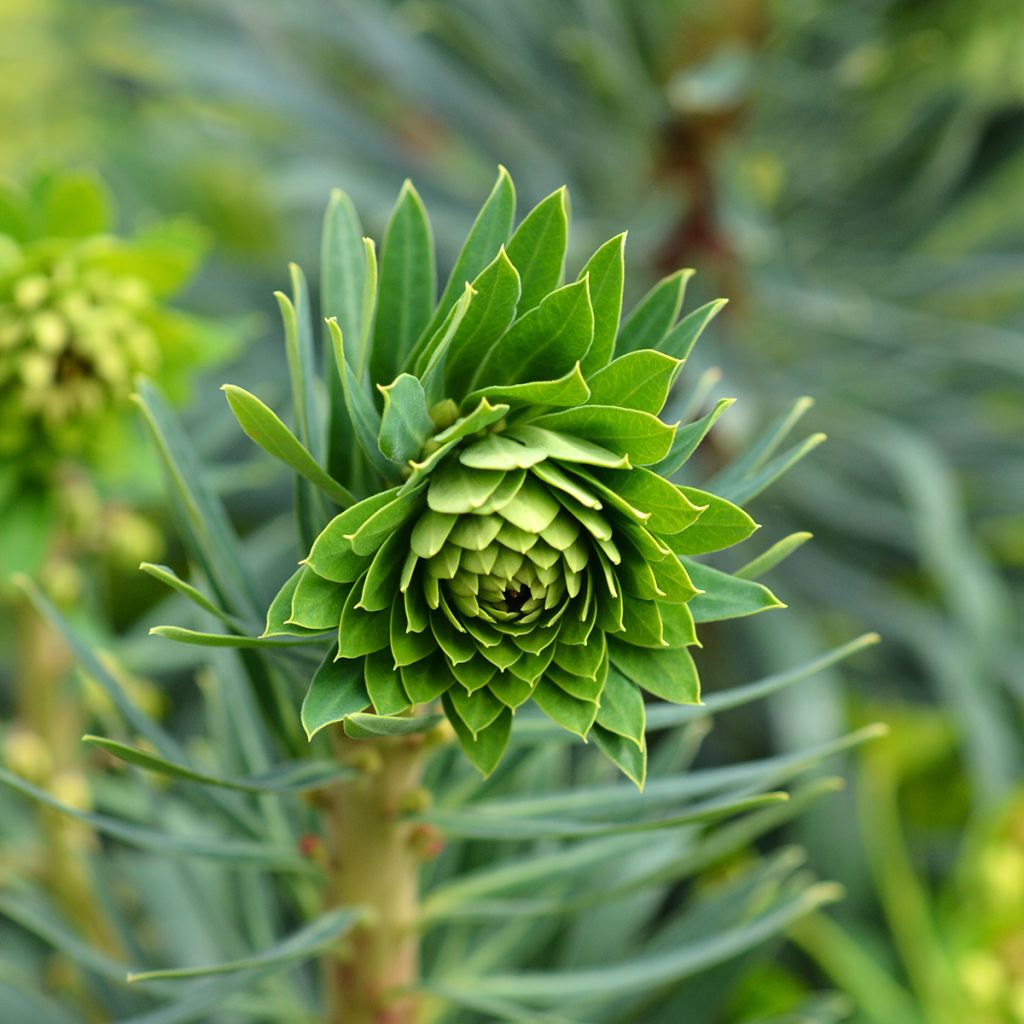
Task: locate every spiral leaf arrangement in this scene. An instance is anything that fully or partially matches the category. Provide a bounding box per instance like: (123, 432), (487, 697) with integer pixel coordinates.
(163, 169), (780, 783)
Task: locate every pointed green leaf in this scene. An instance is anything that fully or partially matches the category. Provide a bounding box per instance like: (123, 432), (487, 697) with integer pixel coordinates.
(506, 425), (629, 469)
(587, 350), (682, 414)
(669, 488), (758, 554)
(443, 694), (512, 775)
(591, 724), (647, 789)
(578, 233), (626, 374)
(372, 180), (435, 385)
(290, 566), (346, 630)
(365, 649), (412, 715)
(447, 685), (505, 737)
(337, 582), (391, 657)
(276, 264), (318, 457)
(506, 187), (568, 314)
(308, 488), (398, 582)
(348, 487), (423, 556)
(421, 165), (515, 343)
(265, 568), (324, 637)
(595, 665), (646, 749)
(402, 653), (457, 704)
(596, 467), (704, 535)
(532, 406), (675, 465)
(659, 298), (728, 360)
(443, 248), (522, 398)
(222, 385), (355, 507)
(532, 679), (598, 737)
(616, 269), (692, 354)
(417, 284), (475, 400)
(301, 651), (370, 739)
(464, 362), (590, 409)
(683, 559), (786, 622)
(428, 461), (503, 514)
(378, 373), (434, 464)
(459, 434), (548, 471)
(471, 277), (594, 390)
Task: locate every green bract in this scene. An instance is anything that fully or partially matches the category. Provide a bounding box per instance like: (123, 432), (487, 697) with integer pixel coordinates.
(210, 171), (777, 783)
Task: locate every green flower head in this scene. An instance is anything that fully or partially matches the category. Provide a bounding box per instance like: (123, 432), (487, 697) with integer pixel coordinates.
(222, 170), (779, 784)
(0, 172), (222, 475)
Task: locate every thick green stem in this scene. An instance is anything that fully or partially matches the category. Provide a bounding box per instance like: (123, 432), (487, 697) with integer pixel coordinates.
(323, 732), (427, 1024)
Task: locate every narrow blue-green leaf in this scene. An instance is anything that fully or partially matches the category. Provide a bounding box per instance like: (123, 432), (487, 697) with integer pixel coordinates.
(149, 626), (320, 648)
(14, 576), (184, 758)
(615, 269), (692, 355)
(357, 236), (377, 378)
(343, 712), (444, 739)
(659, 298), (729, 360)
(446, 883), (841, 1004)
(471, 277), (593, 391)
(420, 165), (515, 344)
(377, 373), (434, 465)
(133, 381), (258, 618)
(127, 908), (363, 982)
(506, 187), (568, 314)
(372, 180), (436, 386)
(81, 736), (351, 793)
(717, 432), (828, 506)
(327, 318), (402, 481)
(418, 284), (475, 402)
(0, 767), (310, 870)
(736, 532), (814, 580)
(421, 792), (786, 840)
(578, 232), (626, 374)
(653, 398), (734, 477)
(708, 396), (814, 492)
(222, 385), (355, 507)
(117, 968), (284, 1024)
(301, 652), (370, 739)
(682, 559), (786, 622)
(275, 269), (316, 457)
(138, 563), (240, 629)
(321, 188), (366, 481)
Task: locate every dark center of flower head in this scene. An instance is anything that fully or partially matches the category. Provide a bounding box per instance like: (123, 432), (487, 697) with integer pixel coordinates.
(502, 583), (529, 614)
(54, 347), (93, 385)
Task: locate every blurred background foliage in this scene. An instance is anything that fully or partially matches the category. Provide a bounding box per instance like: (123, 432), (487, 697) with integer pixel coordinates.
(0, 0), (1021, 1021)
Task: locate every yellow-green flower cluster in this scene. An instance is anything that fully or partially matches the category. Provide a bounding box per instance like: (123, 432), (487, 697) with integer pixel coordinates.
(0, 243), (161, 460)
(0, 172), (227, 479)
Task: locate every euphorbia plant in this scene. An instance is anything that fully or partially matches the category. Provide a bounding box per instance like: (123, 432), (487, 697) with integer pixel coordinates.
(2, 170), (880, 1024)
(155, 170), (800, 1018)
(216, 170), (767, 783)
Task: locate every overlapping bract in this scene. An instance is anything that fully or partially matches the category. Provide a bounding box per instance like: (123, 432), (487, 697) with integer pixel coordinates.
(247, 170), (769, 780)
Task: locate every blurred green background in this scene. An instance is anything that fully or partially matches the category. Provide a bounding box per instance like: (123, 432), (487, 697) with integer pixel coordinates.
(1, 1), (1022, 1021)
